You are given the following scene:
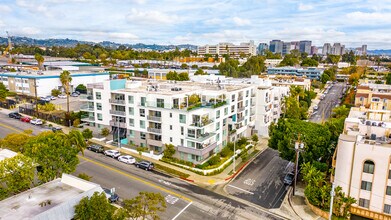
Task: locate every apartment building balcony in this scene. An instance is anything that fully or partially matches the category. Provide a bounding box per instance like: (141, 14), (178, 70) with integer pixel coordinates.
(236, 117), (244, 123)
(190, 119), (213, 128)
(250, 115), (256, 121)
(81, 115), (95, 122)
(250, 111), (255, 116)
(238, 95), (244, 101)
(110, 99), (126, 105)
(176, 142), (217, 157)
(146, 138), (162, 147)
(109, 110), (126, 116)
(147, 127), (162, 134)
(147, 115), (162, 122)
(79, 95), (93, 101)
(238, 106), (245, 112)
(251, 93), (256, 97)
(251, 102), (255, 107)
(80, 105), (94, 112)
(187, 132), (216, 142)
(109, 120), (127, 128)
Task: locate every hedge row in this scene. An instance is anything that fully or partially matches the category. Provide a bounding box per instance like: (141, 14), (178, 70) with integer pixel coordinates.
(154, 163), (190, 179)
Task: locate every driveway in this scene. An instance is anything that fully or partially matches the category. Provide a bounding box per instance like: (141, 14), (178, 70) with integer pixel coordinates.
(225, 148), (293, 209)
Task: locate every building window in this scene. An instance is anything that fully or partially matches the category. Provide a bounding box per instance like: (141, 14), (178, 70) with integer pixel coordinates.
(181, 126), (184, 135)
(216, 133), (220, 142)
(216, 122), (220, 131)
(231, 94), (235, 102)
(224, 107), (228, 115)
(216, 110), (220, 119)
(140, 120), (145, 129)
(157, 98), (164, 108)
(170, 137), (173, 142)
(389, 169), (391, 179)
(385, 204), (391, 214)
(129, 107), (134, 115)
(140, 132), (146, 140)
(359, 198), (370, 208)
(170, 113), (172, 118)
(246, 90), (249, 97)
(361, 181), (372, 191)
(360, 97), (364, 101)
(96, 92), (101, 100)
(129, 130), (135, 138)
(128, 96), (134, 104)
(96, 103), (102, 110)
(129, 118), (134, 127)
(170, 125), (172, 130)
(363, 160), (375, 174)
(97, 113), (102, 121)
(180, 139), (184, 146)
(140, 97), (146, 106)
(139, 109), (145, 117)
(179, 114), (186, 123)
(387, 186), (391, 196)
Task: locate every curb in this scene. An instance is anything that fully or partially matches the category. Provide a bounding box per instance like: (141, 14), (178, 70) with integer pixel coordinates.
(180, 177), (195, 183)
(287, 187), (303, 220)
(224, 160), (250, 181)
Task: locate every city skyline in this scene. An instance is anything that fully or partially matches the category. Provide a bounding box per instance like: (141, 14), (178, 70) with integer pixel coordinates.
(0, 0), (391, 49)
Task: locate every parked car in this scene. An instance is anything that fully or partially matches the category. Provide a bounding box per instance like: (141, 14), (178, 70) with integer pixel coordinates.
(103, 188), (119, 203)
(51, 127), (62, 132)
(46, 95), (56, 100)
(8, 112), (22, 119)
(71, 92), (79, 97)
(118, 155), (136, 164)
(36, 100), (49, 105)
(20, 116), (32, 122)
(30, 119), (43, 125)
(283, 172), (295, 185)
(58, 94), (67, 99)
(87, 145), (104, 153)
(40, 97), (51, 102)
(313, 105), (318, 110)
(104, 150), (121, 158)
(135, 161), (154, 171)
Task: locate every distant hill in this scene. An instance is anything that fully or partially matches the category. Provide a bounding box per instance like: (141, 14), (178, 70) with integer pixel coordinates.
(368, 50), (391, 55)
(0, 36), (198, 51)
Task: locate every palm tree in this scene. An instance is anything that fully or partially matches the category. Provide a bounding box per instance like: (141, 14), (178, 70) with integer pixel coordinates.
(60, 71), (72, 114)
(34, 53), (44, 70)
(68, 129), (87, 155)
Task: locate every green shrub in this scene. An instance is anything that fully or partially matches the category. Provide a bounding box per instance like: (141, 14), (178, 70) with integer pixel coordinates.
(219, 147), (233, 158)
(154, 164), (190, 178)
(208, 155), (221, 166)
(240, 152), (248, 160)
(100, 128), (110, 137)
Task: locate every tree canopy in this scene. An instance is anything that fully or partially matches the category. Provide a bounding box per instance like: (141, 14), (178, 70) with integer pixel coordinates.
(122, 192), (166, 220)
(74, 192), (124, 220)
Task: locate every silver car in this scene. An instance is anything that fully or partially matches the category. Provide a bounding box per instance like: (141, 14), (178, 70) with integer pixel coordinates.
(118, 155), (136, 164)
(104, 150), (121, 158)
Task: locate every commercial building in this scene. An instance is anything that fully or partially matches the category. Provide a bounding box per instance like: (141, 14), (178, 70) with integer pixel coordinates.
(323, 43), (332, 55)
(80, 79), (258, 164)
(333, 106), (391, 219)
(0, 70), (110, 97)
(269, 40), (283, 55)
(257, 43), (268, 55)
(267, 67), (324, 80)
(299, 41), (312, 54)
(197, 41), (257, 58)
(269, 76), (312, 91)
(0, 174), (104, 220)
(282, 42), (292, 55)
(355, 84), (391, 111)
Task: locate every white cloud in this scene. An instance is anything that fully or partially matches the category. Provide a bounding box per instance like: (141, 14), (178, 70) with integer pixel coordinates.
(19, 27), (42, 35)
(346, 11), (391, 23)
(203, 18), (223, 26)
(232, 17), (251, 26)
(109, 32), (139, 40)
(0, 20), (5, 28)
(126, 9), (179, 25)
(298, 3), (313, 11)
(0, 5), (12, 13)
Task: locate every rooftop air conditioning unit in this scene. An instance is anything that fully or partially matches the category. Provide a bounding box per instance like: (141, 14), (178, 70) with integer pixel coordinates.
(370, 134), (377, 140)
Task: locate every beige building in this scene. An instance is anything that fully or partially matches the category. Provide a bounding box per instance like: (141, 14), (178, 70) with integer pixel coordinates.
(355, 84), (391, 111)
(197, 41), (257, 58)
(333, 106), (391, 219)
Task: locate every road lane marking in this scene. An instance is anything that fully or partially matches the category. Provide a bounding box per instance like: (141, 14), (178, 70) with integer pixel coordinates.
(0, 121), (24, 134)
(165, 195), (179, 205)
(172, 201), (192, 220)
(78, 155), (192, 202)
(243, 178), (255, 186)
(227, 184), (254, 195)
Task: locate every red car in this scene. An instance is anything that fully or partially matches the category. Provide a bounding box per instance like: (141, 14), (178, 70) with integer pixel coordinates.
(20, 116), (31, 122)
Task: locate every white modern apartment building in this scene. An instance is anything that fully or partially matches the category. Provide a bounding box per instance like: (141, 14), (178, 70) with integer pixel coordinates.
(197, 41), (257, 58)
(333, 106), (391, 219)
(81, 79), (256, 164)
(0, 70), (110, 97)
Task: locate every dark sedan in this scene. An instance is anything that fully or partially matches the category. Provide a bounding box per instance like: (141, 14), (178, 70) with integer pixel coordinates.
(135, 161), (154, 171)
(8, 112), (22, 119)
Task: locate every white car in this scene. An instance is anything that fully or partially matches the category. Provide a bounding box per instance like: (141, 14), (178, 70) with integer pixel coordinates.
(118, 155), (136, 164)
(58, 94), (67, 99)
(104, 150), (121, 158)
(313, 105), (318, 110)
(30, 119), (43, 125)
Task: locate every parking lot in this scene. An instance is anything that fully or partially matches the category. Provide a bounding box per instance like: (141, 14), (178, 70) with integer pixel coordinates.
(50, 95), (83, 112)
(225, 148), (293, 209)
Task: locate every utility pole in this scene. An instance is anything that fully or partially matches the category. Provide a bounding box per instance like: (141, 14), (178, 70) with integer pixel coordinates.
(233, 139), (236, 173)
(117, 117), (121, 148)
(329, 182), (335, 220)
(34, 78), (38, 117)
(293, 133), (304, 196)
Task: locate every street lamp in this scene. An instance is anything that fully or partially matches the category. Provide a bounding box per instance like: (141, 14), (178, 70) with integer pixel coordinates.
(293, 137), (304, 196)
(117, 117), (121, 148)
(233, 140), (236, 173)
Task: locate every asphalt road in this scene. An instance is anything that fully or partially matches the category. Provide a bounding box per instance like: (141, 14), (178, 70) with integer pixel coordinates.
(310, 82), (346, 123)
(0, 112), (287, 220)
(226, 148), (293, 209)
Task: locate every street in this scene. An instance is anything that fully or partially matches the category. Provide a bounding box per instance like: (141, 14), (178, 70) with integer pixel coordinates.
(226, 148), (292, 209)
(310, 82), (346, 123)
(0, 111), (287, 220)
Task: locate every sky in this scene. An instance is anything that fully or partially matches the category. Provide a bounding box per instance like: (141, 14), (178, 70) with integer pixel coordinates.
(0, 0), (391, 49)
